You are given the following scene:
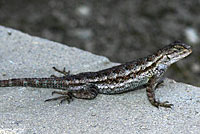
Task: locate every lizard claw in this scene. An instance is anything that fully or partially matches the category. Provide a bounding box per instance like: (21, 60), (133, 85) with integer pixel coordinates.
(60, 96), (73, 104)
(45, 91), (74, 104)
(50, 75), (58, 78)
(157, 100), (173, 108)
(149, 99), (173, 108)
(52, 67), (70, 76)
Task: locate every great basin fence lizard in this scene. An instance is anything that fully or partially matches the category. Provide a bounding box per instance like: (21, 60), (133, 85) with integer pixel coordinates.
(0, 41), (192, 108)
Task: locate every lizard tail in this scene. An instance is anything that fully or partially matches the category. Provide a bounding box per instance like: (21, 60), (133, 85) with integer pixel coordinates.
(0, 78), (63, 89)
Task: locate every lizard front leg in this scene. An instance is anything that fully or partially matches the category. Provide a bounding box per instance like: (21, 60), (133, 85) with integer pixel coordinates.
(146, 76), (173, 108)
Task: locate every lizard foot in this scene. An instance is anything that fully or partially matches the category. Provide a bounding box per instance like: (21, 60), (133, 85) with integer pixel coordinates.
(52, 67), (70, 77)
(50, 74), (58, 78)
(151, 100), (174, 108)
(45, 91), (73, 104)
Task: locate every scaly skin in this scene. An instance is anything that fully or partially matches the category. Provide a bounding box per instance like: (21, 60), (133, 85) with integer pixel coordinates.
(0, 41), (192, 108)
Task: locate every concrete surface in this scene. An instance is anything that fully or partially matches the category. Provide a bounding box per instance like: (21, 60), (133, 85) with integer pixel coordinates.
(0, 26), (199, 134)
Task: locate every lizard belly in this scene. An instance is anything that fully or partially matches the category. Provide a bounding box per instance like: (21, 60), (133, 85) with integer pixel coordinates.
(97, 77), (149, 94)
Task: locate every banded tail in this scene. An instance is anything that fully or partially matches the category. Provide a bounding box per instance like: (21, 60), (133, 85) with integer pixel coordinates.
(0, 78), (66, 89)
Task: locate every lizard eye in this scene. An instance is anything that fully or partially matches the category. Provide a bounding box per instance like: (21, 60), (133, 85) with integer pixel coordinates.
(167, 55), (170, 60)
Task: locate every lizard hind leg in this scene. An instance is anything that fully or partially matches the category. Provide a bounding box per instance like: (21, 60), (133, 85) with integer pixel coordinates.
(50, 67), (71, 78)
(53, 67), (70, 76)
(45, 91), (73, 104)
(72, 87), (99, 100)
(68, 84), (99, 100)
(45, 85), (99, 104)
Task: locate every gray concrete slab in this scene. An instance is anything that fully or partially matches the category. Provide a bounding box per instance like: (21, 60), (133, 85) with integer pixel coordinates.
(0, 26), (199, 134)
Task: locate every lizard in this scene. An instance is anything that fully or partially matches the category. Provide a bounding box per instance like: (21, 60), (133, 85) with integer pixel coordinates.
(0, 40), (192, 108)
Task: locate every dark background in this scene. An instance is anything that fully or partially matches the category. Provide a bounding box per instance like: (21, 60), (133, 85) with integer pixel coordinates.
(0, 0), (199, 86)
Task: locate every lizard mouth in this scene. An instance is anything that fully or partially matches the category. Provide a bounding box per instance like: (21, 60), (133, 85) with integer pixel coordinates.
(167, 47), (192, 65)
(176, 48), (192, 61)
(183, 48), (192, 57)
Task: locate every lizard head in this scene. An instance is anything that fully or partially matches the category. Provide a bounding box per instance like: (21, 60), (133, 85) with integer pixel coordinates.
(160, 41), (192, 66)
